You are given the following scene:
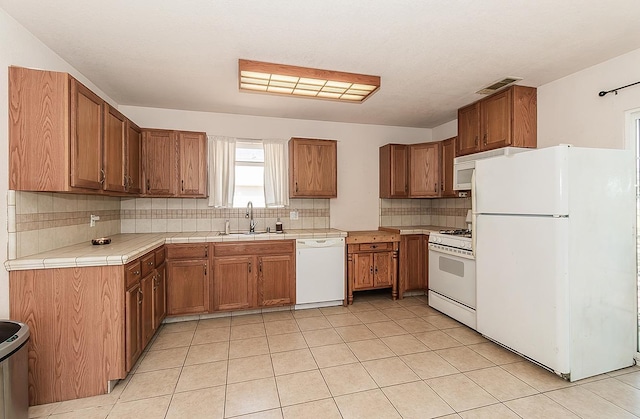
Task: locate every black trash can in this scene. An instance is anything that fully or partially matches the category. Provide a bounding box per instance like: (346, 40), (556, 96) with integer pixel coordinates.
(0, 321), (29, 419)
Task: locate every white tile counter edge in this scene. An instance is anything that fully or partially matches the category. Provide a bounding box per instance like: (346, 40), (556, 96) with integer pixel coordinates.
(5, 229), (348, 271)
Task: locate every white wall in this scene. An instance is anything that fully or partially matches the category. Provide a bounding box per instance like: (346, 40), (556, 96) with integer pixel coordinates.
(432, 47), (640, 150)
(119, 106), (431, 231)
(0, 8), (117, 317)
(537, 48), (640, 149)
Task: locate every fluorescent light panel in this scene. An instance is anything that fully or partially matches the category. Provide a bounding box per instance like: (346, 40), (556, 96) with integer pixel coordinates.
(239, 59), (380, 103)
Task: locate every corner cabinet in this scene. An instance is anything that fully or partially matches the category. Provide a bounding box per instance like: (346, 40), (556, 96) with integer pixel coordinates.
(212, 241), (296, 311)
(9, 246), (166, 405)
(346, 231), (400, 304)
(289, 137), (337, 198)
(457, 85), (537, 157)
(9, 66), (144, 196)
(142, 129), (207, 197)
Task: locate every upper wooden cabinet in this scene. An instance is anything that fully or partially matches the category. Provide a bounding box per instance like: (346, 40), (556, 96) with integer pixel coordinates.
(9, 66), (144, 196)
(440, 137), (457, 197)
(379, 144), (408, 198)
(457, 85), (537, 157)
(142, 129), (207, 197)
(103, 105), (126, 193)
(408, 142), (440, 198)
(126, 121), (143, 194)
(289, 137), (337, 198)
(178, 131), (207, 197)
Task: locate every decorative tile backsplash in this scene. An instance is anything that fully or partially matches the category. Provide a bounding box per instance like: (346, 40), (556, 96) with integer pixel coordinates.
(119, 198), (329, 233)
(11, 191), (121, 258)
(379, 197), (471, 228)
(9, 189), (468, 260)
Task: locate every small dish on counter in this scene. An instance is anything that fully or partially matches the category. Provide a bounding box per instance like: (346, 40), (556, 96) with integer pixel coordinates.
(91, 237), (111, 245)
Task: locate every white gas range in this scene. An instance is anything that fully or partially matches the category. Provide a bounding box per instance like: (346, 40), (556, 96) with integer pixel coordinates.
(427, 229), (477, 329)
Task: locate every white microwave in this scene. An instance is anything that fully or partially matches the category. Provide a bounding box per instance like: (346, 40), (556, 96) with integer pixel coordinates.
(454, 147), (532, 190)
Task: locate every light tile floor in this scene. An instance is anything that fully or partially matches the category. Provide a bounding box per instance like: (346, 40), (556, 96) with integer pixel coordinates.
(29, 293), (640, 419)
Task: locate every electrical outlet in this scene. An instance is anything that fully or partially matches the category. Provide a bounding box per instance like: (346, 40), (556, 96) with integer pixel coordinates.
(289, 210), (299, 220)
(90, 214), (100, 227)
(458, 191), (468, 198)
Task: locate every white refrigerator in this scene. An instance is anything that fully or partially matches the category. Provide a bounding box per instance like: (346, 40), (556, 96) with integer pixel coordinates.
(474, 145), (637, 381)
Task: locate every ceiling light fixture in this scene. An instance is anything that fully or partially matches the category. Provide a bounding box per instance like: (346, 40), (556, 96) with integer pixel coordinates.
(239, 59), (380, 103)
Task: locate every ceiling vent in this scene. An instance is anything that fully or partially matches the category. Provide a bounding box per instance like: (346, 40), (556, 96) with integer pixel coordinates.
(476, 77), (522, 94)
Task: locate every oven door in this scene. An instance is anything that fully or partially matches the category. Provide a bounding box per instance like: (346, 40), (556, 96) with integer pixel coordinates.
(428, 246), (476, 309)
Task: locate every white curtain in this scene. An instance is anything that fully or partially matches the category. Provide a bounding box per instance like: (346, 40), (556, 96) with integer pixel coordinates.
(263, 138), (289, 207)
(208, 136), (236, 208)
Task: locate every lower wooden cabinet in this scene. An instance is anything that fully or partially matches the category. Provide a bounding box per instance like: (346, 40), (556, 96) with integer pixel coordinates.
(346, 231), (400, 304)
(166, 244), (210, 316)
(213, 256), (253, 311)
(258, 254), (295, 307)
(125, 280), (142, 373)
(399, 234), (428, 292)
(212, 241), (295, 311)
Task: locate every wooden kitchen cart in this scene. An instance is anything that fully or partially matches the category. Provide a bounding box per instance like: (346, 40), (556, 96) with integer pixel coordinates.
(346, 230), (400, 304)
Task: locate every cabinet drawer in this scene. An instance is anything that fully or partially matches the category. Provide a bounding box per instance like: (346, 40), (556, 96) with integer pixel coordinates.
(125, 260), (142, 288)
(358, 242), (392, 252)
(167, 244), (209, 260)
(141, 253), (156, 277)
(155, 246), (166, 266)
(213, 240), (294, 257)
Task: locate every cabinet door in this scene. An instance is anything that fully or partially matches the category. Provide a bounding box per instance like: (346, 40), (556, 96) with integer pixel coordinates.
(153, 264), (167, 329)
(70, 78), (104, 190)
(373, 251), (393, 287)
(457, 103), (480, 156)
(103, 105), (126, 192)
(441, 137), (457, 197)
(166, 259), (209, 315)
(258, 254), (294, 307)
(352, 253), (374, 290)
(409, 142), (440, 197)
(142, 130), (176, 196)
(423, 235), (429, 291)
(289, 138), (337, 198)
(126, 121), (142, 194)
(178, 132), (207, 197)
(125, 282), (141, 372)
(481, 89), (512, 151)
(213, 256), (254, 311)
(379, 144), (408, 198)
(400, 235), (425, 291)
(140, 272), (155, 348)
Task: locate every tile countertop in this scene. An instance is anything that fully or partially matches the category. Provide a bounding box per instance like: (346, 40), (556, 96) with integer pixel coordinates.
(4, 229), (347, 271)
(378, 225), (453, 235)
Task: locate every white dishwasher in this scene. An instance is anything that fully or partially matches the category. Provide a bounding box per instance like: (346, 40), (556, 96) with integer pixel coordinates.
(295, 238), (345, 307)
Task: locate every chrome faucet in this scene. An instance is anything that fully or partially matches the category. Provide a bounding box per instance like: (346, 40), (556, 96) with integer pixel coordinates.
(245, 201), (256, 233)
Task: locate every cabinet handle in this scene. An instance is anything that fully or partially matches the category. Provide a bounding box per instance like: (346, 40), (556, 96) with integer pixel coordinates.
(181, 179), (184, 192)
(124, 176), (129, 191)
(248, 262), (252, 273)
(148, 261), (154, 266)
(259, 261), (262, 273)
(474, 136), (479, 146)
(434, 183), (437, 193)
(138, 288), (143, 304)
(204, 246), (208, 258)
(146, 179), (150, 191)
(441, 183), (444, 192)
(295, 182), (298, 193)
(370, 266), (373, 274)
(375, 266), (378, 274)
(483, 133), (487, 145)
(99, 169), (106, 185)
(371, 245), (377, 249)
(204, 264), (207, 276)
(134, 270), (140, 276)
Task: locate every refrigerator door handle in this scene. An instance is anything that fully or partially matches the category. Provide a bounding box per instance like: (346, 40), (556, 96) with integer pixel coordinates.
(471, 169), (477, 255)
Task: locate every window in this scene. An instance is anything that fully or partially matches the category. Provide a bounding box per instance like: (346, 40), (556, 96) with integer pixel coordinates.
(233, 140), (265, 207)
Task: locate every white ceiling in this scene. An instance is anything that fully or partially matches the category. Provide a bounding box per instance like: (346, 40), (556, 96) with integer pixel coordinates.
(2, 1), (640, 128)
